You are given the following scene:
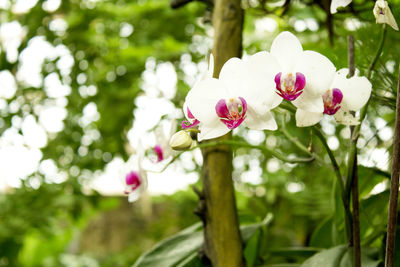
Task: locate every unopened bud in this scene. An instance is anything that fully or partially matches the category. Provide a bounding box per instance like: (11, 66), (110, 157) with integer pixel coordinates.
(169, 130), (193, 151)
(373, 0), (398, 31)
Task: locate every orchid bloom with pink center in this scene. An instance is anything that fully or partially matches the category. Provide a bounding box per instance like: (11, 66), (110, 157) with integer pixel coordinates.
(186, 54), (280, 141)
(152, 120), (176, 162)
(181, 104), (200, 129)
(121, 150), (147, 202)
(181, 55), (214, 131)
(256, 31), (336, 117)
(296, 68), (372, 127)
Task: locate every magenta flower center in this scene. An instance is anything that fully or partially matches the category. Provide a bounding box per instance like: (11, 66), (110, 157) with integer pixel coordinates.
(153, 144), (164, 162)
(323, 88), (343, 115)
(275, 72), (306, 101)
(215, 97), (247, 129)
(182, 107), (200, 129)
(125, 171), (141, 193)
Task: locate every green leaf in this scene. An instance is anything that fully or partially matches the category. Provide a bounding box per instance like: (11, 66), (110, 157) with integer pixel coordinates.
(301, 245), (380, 267)
(134, 219), (270, 267)
(133, 223), (203, 267)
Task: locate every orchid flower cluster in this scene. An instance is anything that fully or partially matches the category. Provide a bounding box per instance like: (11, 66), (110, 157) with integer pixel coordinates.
(181, 31), (372, 142)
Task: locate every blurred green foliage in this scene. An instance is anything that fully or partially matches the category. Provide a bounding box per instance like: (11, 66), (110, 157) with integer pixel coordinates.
(0, 0), (399, 266)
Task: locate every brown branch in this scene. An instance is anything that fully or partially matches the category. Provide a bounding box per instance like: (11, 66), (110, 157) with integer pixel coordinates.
(385, 67), (400, 267)
(348, 35), (361, 267)
(170, 0), (213, 9)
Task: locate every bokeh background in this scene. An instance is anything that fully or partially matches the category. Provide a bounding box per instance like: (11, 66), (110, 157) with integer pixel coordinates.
(0, 0), (399, 266)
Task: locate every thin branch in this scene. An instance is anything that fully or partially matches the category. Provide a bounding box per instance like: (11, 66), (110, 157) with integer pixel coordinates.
(151, 139), (315, 173)
(170, 0), (213, 9)
(385, 67), (400, 267)
(347, 35), (361, 267)
(313, 127), (353, 240)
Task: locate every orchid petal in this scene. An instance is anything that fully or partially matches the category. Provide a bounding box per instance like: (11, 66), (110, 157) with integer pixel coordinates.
(208, 53), (215, 77)
(292, 89), (324, 113)
(331, 68), (372, 111)
(218, 57), (246, 96)
(295, 109), (323, 127)
(295, 50), (336, 96)
(198, 120), (231, 141)
(243, 105), (277, 131)
(330, 0), (352, 14)
(373, 0), (399, 31)
(243, 52), (282, 108)
(186, 78), (227, 123)
(270, 31), (303, 73)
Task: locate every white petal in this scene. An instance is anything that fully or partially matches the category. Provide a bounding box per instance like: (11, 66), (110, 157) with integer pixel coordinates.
(242, 52), (282, 108)
(185, 78), (227, 123)
(334, 108), (359, 125)
(331, 69), (372, 111)
(374, 0), (399, 31)
(330, 0), (352, 13)
(208, 53), (214, 77)
(197, 120), (230, 141)
(295, 50), (336, 96)
(218, 57), (246, 96)
(292, 89), (324, 113)
(243, 106), (277, 131)
(270, 31), (303, 73)
(295, 109), (323, 127)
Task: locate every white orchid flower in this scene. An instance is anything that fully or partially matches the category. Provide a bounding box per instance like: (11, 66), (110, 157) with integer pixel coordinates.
(373, 0), (399, 31)
(295, 68), (372, 127)
(265, 31), (337, 115)
(120, 147), (147, 202)
(185, 53), (280, 141)
(152, 120), (177, 162)
(330, 0), (352, 14)
(181, 54), (213, 130)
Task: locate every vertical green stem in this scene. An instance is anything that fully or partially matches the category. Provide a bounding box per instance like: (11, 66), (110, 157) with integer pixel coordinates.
(344, 24), (387, 247)
(199, 1), (245, 266)
(384, 68), (400, 267)
(312, 127), (353, 240)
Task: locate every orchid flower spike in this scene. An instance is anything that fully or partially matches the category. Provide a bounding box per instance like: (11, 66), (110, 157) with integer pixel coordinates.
(330, 0), (352, 14)
(185, 53), (281, 141)
(121, 148), (147, 202)
(264, 31), (337, 116)
(295, 68), (372, 127)
(373, 0), (399, 31)
(153, 120), (177, 162)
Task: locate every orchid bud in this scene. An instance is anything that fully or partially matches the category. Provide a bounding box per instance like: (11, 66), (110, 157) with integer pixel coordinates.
(169, 130), (193, 151)
(373, 0), (399, 31)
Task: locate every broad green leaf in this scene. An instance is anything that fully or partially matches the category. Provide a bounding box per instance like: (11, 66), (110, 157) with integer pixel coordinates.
(301, 245), (380, 267)
(134, 220), (269, 267)
(133, 223), (203, 267)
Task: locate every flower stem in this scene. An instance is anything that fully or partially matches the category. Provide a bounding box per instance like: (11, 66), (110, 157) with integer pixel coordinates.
(348, 34), (361, 267)
(344, 24), (387, 249)
(312, 127), (353, 240)
(384, 67), (400, 267)
(154, 139), (316, 173)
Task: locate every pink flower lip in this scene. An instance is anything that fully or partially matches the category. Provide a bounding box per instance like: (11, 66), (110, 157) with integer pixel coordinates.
(323, 88), (343, 115)
(153, 144), (164, 162)
(215, 97), (247, 129)
(125, 171), (141, 192)
(182, 107), (200, 129)
(275, 72), (306, 101)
